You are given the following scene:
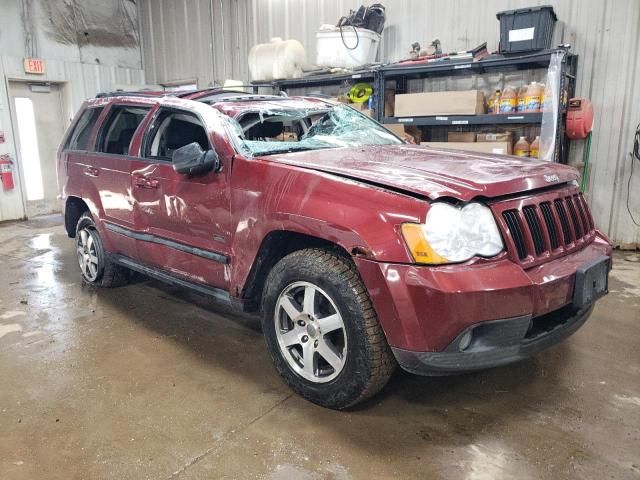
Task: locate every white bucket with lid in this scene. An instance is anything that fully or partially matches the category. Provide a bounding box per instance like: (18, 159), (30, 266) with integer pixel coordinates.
(316, 27), (381, 69)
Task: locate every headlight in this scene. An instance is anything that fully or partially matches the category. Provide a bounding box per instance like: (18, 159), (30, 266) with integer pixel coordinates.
(401, 202), (504, 264)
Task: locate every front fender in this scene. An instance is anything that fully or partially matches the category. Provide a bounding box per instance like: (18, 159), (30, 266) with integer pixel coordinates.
(229, 156), (428, 294)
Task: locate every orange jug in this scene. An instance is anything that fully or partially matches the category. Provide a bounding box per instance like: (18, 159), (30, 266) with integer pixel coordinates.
(514, 136), (530, 157)
(517, 85), (527, 112)
(487, 91), (495, 112)
(540, 82), (547, 111)
(530, 136), (540, 158)
(525, 82), (543, 112)
(492, 89), (501, 114)
(499, 86), (517, 113)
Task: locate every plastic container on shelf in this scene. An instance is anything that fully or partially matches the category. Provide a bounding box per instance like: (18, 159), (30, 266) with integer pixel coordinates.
(316, 27), (381, 69)
(496, 5), (557, 54)
(514, 136), (531, 157)
(524, 82), (544, 112)
(517, 85), (527, 112)
(530, 136), (540, 158)
(499, 86), (517, 113)
(490, 89), (502, 114)
(248, 37), (306, 81)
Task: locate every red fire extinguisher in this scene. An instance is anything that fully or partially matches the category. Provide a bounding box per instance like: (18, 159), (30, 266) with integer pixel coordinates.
(0, 154), (15, 190)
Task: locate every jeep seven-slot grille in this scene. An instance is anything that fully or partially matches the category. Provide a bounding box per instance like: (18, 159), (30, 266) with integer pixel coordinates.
(501, 193), (595, 261)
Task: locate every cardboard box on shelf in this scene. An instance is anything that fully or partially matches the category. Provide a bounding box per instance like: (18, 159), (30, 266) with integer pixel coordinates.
(421, 141), (512, 155)
(447, 131), (476, 142)
(383, 124), (406, 137)
(384, 124), (421, 143)
(394, 90), (486, 117)
(477, 132), (513, 143)
(384, 90), (395, 116)
(332, 95), (350, 104)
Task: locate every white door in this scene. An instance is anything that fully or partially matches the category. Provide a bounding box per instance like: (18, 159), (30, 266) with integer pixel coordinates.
(9, 81), (66, 217)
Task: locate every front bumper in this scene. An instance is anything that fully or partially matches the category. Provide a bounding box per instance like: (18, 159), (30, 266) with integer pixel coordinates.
(392, 303), (593, 375)
(354, 233), (612, 372)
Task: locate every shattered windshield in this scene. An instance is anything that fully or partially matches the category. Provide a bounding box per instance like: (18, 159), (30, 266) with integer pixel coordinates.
(225, 104), (402, 156)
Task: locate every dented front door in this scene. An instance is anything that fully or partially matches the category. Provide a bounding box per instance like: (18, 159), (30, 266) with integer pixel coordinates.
(128, 108), (232, 290)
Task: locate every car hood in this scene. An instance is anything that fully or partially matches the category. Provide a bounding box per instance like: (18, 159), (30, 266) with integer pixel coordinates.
(261, 144), (579, 202)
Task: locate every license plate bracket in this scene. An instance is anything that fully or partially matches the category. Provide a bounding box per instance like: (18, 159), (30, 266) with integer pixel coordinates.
(573, 255), (609, 309)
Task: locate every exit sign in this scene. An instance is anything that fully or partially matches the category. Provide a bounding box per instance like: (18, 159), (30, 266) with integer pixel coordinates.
(24, 58), (45, 75)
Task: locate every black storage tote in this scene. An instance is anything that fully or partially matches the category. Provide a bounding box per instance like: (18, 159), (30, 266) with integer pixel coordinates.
(497, 5), (557, 54)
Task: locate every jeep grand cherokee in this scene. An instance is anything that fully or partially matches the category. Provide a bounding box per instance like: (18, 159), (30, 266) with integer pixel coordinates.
(56, 89), (612, 409)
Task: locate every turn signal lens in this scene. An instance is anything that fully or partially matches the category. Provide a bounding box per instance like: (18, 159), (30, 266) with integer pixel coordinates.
(400, 223), (449, 264)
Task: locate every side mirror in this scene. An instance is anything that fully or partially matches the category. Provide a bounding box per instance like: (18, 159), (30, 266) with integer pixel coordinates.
(172, 142), (221, 175)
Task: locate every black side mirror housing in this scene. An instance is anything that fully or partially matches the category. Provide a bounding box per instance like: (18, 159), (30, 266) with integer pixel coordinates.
(172, 142), (221, 175)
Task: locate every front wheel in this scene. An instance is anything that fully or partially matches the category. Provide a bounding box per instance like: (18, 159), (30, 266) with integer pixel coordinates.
(261, 248), (396, 409)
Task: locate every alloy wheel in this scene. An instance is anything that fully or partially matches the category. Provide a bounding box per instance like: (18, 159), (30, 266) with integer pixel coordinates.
(77, 228), (99, 282)
(274, 281), (348, 383)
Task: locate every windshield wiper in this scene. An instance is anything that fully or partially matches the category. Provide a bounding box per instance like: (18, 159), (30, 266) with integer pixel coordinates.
(255, 146), (317, 156)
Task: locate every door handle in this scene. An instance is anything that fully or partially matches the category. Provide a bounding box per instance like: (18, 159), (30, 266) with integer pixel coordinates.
(84, 167), (99, 177)
(134, 176), (159, 189)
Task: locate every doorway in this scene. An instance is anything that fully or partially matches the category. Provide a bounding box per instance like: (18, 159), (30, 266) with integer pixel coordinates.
(8, 81), (66, 217)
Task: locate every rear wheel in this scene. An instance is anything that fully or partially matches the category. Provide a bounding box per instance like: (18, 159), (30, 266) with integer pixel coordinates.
(75, 213), (129, 287)
(262, 248), (396, 409)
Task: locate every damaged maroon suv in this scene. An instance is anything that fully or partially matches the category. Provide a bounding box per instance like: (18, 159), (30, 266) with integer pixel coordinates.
(57, 90), (612, 409)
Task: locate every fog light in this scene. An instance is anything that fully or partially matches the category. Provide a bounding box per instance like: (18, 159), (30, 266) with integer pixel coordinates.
(458, 330), (473, 351)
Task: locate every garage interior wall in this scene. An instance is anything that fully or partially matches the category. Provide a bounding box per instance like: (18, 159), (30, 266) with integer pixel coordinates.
(0, 0), (146, 222)
(138, 0), (640, 248)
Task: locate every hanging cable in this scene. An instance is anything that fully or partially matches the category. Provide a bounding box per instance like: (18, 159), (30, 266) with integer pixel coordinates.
(627, 122), (640, 227)
(337, 17), (360, 51)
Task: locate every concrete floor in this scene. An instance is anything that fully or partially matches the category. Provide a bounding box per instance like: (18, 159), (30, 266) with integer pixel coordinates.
(0, 215), (639, 480)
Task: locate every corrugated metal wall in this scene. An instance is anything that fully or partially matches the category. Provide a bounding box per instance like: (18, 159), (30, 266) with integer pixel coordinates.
(139, 0), (640, 247)
(0, 0), (147, 222)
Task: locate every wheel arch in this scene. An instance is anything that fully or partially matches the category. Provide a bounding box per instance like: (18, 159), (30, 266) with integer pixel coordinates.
(64, 196), (90, 238)
(241, 230), (354, 313)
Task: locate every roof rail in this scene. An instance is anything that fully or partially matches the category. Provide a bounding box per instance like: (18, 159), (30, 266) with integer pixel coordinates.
(177, 84), (276, 99)
(95, 90), (166, 99)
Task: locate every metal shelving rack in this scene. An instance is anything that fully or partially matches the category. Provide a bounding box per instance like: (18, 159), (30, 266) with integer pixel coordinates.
(270, 69), (377, 91)
(268, 48), (578, 163)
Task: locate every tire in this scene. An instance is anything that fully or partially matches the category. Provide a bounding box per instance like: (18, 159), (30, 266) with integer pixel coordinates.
(75, 212), (129, 287)
(261, 248), (396, 409)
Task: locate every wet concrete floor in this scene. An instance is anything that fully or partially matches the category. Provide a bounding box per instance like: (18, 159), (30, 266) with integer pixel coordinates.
(0, 215), (639, 479)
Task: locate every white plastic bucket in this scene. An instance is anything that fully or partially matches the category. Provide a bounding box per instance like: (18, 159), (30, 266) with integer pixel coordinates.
(316, 27), (381, 69)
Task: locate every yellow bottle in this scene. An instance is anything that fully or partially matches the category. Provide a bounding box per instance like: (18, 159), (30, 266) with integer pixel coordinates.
(514, 136), (530, 157)
(530, 136), (540, 158)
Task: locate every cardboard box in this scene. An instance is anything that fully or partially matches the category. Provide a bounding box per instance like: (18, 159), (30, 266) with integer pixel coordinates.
(421, 141), (512, 155)
(269, 132), (298, 142)
(394, 90), (486, 117)
(447, 131), (476, 142)
(384, 89), (395, 117)
(477, 132), (513, 143)
(383, 124), (406, 137)
(383, 124), (421, 143)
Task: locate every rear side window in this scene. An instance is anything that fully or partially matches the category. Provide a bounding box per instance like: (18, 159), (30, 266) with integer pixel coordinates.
(144, 109), (210, 161)
(98, 106), (151, 155)
(65, 107), (104, 151)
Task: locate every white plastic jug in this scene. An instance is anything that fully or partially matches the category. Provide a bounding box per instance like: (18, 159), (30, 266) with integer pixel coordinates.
(248, 37), (306, 81)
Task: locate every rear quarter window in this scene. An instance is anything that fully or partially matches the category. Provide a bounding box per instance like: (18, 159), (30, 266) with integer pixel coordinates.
(64, 107), (104, 151)
(97, 105), (151, 155)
